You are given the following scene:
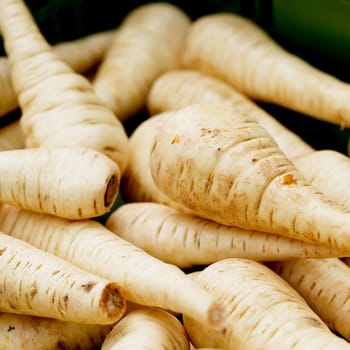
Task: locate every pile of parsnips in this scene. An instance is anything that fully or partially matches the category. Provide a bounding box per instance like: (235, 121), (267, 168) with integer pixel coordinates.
(1, 0), (350, 349)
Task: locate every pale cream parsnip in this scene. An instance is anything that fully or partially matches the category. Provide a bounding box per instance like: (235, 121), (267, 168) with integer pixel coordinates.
(93, 2), (191, 121)
(101, 307), (190, 350)
(0, 147), (120, 219)
(0, 232), (126, 324)
(0, 203), (226, 330)
(182, 13), (350, 127)
(0, 0), (129, 172)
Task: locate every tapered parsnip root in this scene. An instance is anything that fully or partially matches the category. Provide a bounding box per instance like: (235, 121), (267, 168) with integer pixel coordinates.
(53, 29), (115, 73)
(0, 203), (226, 330)
(0, 30), (114, 118)
(93, 2), (191, 121)
(184, 258), (350, 350)
(107, 202), (345, 268)
(101, 307), (190, 350)
(294, 149), (350, 209)
(270, 258), (350, 342)
(0, 0), (129, 172)
(148, 69), (314, 160)
(0, 312), (112, 350)
(182, 13), (350, 127)
(121, 115), (190, 212)
(0, 232), (126, 324)
(141, 103), (350, 251)
(0, 147), (120, 219)
(184, 271), (225, 350)
(0, 119), (25, 150)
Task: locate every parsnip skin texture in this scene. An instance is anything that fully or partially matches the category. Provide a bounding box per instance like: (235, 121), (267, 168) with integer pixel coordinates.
(0, 203), (226, 330)
(0, 0), (129, 172)
(183, 258), (350, 350)
(93, 2), (191, 121)
(101, 307), (190, 350)
(121, 115), (191, 213)
(0, 147), (120, 219)
(0, 30), (114, 119)
(107, 202), (346, 268)
(145, 103), (350, 251)
(182, 13), (350, 127)
(270, 258), (350, 342)
(0, 232), (126, 325)
(53, 29), (115, 74)
(294, 149), (350, 210)
(0, 313), (112, 350)
(147, 69), (314, 161)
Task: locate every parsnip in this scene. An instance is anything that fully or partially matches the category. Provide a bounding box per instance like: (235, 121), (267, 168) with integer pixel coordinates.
(93, 2), (191, 121)
(0, 147), (120, 219)
(0, 312), (112, 350)
(0, 119), (25, 150)
(121, 114), (190, 212)
(294, 149), (350, 209)
(183, 258), (350, 350)
(270, 258), (350, 342)
(0, 29), (114, 118)
(148, 69), (314, 160)
(0, 0), (129, 172)
(106, 202), (345, 268)
(182, 13), (350, 127)
(101, 307), (190, 350)
(53, 29), (114, 73)
(140, 103), (350, 251)
(0, 203), (226, 330)
(185, 271), (224, 350)
(0, 232), (125, 324)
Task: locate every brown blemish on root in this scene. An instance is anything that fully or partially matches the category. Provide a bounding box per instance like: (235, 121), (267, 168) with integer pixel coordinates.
(57, 340), (68, 350)
(0, 248), (6, 256)
(282, 173), (297, 185)
(200, 128), (220, 138)
(211, 129), (220, 137)
(316, 287), (324, 297)
(7, 325), (15, 332)
(30, 282), (37, 298)
(103, 146), (117, 153)
(63, 295), (69, 309)
(171, 135), (181, 144)
(310, 281), (317, 290)
(104, 175), (119, 207)
(304, 316), (324, 328)
(208, 301), (226, 330)
(81, 281), (97, 292)
(99, 283), (126, 320)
